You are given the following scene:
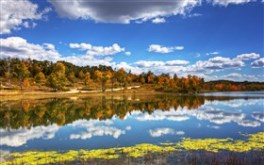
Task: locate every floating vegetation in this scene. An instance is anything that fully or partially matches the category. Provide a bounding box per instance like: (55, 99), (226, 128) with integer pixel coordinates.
(121, 143), (176, 158)
(2, 132), (264, 165)
(177, 132), (264, 153)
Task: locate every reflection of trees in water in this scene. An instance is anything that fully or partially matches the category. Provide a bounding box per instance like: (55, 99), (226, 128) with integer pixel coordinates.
(0, 96), (248, 129)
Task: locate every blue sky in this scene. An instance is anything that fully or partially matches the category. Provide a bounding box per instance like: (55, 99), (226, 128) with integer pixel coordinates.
(0, 0), (263, 81)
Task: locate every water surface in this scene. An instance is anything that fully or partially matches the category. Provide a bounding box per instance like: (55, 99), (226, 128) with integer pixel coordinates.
(1, 93), (263, 153)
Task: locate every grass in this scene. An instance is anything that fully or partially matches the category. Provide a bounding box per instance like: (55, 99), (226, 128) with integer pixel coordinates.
(0, 85), (161, 101)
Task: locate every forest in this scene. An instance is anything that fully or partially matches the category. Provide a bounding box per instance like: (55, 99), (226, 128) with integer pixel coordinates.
(0, 58), (263, 93)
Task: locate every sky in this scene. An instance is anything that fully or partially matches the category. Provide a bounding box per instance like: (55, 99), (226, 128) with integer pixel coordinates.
(0, 0), (263, 81)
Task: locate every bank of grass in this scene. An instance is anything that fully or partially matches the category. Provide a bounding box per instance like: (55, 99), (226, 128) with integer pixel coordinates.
(0, 85), (162, 101)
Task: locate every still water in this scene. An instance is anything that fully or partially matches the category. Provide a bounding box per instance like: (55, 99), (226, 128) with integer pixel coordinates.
(1, 92), (263, 153)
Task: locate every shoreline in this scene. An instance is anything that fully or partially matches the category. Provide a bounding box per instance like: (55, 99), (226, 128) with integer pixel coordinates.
(1, 87), (263, 102)
(0, 86), (163, 101)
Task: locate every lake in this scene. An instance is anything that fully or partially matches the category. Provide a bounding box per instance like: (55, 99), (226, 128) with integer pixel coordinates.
(1, 92), (264, 164)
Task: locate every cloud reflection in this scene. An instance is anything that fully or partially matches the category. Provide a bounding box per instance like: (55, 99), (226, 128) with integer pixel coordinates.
(0, 124), (59, 147)
(149, 128), (185, 137)
(132, 103), (262, 128)
(69, 119), (131, 140)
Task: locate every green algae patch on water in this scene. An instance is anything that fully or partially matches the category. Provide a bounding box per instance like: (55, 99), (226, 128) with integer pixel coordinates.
(2, 132), (264, 165)
(121, 143), (176, 158)
(79, 148), (119, 160)
(177, 132), (264, 153)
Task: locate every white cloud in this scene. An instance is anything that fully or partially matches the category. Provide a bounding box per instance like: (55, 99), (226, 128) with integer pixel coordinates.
(0, 124), (59, 147)
(149, 128), (185, 137)
(166, 60), (189, 66)
(235, 53), (260, 61)
(175, 46), (185, 50)
(49, 0), (200, 24)
(69, 43), (125, 56)
(213, 73), (264, 81)
(148, 44), (184, 53)
(62, 55), (115, 67)
(69, 43), (92, 50)
(251, 58), (264, 68)
(0, 37), (118, 67)
(148, 44), (174, 53)
(194, 56), (244, 70)
(125, 51), (131, 56)
(206, 52), (220, 56)
(0, 37), (60, 62)
(135, 60), (189, 68)
(135, 60), (164, 67)
(210, 0), (254, 6)
(0, 0), (50, 34)
(152, 17), (166, 24)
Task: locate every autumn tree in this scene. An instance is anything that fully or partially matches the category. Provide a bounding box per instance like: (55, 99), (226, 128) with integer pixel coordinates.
(14, 62), (30, 90)
(78, 70), (85, 79)
(84, 72), (91, 86)
(116, 68), (128, 90)
(33, 72), (45, 85)
(67, 71), (76, 83)
(47, 62), (67, 90)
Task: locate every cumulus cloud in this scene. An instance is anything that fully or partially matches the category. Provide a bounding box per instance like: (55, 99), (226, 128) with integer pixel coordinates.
(166, 60), (189, 65)
(0, 124), (59, 147)
(194, 56), (244, 70)
(69, 43), (125, 56)
(210, 0), (254, 6)
(149, 128), (185, 137)
(0, 37), (60, 61)
(0, 37), (119, 67)
(49, 0), (200, 24)
(235, 53), (260, 61)
(251, 58), (264, 68)
(0, 0), (50, 34)
(69, 43), (92, 50)
(152, 17), (166, 24)
(148, 44), (184, 53)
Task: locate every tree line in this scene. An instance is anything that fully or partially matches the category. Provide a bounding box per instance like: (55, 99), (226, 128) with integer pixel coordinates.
(0, 58), (263, 92)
